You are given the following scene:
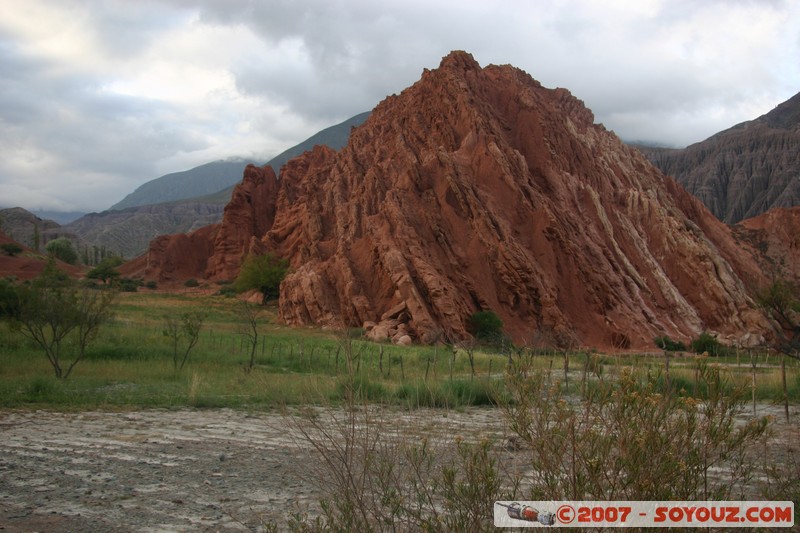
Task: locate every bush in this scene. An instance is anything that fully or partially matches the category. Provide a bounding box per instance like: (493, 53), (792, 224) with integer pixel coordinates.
(216, 286), (237, 297)
(117, 278), (140, 292)
(468, 310), (504, 342)
(654, 335), (687, 352)
(691, 331), (729, 356)
(144, 280), (157, 290)
(1, 243), (23, 257)
(183, 278), (200, 288)
(0, 278), (19, 318)
(234, 252), (289, 304)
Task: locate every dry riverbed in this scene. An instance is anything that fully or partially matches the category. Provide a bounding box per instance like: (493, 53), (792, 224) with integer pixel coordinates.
(0, 407), (507, 532)
(0, 404), (796, 532)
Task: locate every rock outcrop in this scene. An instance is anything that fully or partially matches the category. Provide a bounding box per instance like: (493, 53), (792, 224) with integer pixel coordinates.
(205, 164), (280, 281)
(135, 51), (774, 349)
(735, 207), (800, 285)
(639, 92), (800, 223)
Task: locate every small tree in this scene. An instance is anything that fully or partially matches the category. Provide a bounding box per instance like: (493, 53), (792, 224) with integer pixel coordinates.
(234, 252), (289, 305)
(756, 279), (799, 421)
(756, 279), (800, 359)
(87, 256), (124, 285)
(11, 260), (116, 378)
(45, 237), (78, 265)
(163, 312), (205, 371)
(237, 302), (263, 373)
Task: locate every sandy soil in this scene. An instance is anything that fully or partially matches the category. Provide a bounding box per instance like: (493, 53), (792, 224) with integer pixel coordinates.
(0, 407), (506, 532)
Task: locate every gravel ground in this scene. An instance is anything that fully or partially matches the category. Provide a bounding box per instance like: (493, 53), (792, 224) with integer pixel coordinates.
(0, 407), (506, 532)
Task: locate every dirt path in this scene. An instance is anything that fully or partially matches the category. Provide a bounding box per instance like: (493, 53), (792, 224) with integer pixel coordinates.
(0, 407), (505, 532)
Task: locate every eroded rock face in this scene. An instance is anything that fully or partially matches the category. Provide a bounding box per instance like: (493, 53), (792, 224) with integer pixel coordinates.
(136, 225), (219, 282)
(205, 164), (280, 281)
(735, 207), (800, 285)
(263, 51), (770, 347)
(640, 92), (800, 223)
(137, 51), (776, 349)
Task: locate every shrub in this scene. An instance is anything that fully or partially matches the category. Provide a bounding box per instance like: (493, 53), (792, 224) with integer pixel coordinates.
(234, 252), (289, 304)
(691, 331), (729, 356)
(117, 278), (140, 292)
(469, 310), (504, 342)
(216, 286), (237, 297)
(144, 280), (157, 290)
(1, 243), (23, 257)
(183, 278), (200, 288)
(0, 278), (19, 318)
(654, 335), (687, 352)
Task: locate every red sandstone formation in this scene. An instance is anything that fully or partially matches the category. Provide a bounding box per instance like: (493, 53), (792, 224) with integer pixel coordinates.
(205, 164), (280, 281)
(135, 51), (777, 349)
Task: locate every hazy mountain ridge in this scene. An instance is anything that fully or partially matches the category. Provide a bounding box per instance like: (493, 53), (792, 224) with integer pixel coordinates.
(637, 91), (800, 223)
(110, 159), (252, 211)
(1, 112), (372, 259)
(110, 112), (371, 212)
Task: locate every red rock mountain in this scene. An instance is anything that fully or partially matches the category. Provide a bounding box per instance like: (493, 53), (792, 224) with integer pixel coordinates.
(734, 207), (800, 285)
(133, 51), (773, 349)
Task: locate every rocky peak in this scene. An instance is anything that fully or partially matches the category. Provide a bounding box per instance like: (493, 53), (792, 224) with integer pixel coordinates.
(438, 50), (481, 72)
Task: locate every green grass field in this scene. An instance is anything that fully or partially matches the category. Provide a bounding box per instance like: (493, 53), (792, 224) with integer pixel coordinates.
(1, 291), (798, 409)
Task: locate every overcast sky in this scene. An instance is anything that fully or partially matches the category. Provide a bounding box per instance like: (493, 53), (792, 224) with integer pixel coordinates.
(1, 0), (798, 213)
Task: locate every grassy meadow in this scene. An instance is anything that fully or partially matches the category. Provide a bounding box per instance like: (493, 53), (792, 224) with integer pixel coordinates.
(0, 290), (798, 410)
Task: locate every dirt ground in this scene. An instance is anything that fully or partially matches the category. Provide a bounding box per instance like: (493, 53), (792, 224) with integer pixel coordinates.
(0, 407), (507, 532)
(0, 404), (796, 532)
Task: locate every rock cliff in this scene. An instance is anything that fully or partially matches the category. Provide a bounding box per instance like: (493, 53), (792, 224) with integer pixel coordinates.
(735, 207), (800, 285)
(640, 92), (800, 223)
(136, 51), (773, 349)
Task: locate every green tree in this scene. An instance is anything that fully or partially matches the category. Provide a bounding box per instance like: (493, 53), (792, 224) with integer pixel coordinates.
(234, 252), (289, 305)
(468, 310), (504, 342)
(87, 256), (124, 284)
(45, 237), (78, 265)
(10, 260), (116, 378)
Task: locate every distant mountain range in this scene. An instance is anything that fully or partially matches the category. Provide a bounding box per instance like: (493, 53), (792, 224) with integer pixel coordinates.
(110, 111), (370, 211)
(637, 91), (800, 223)
(0, 112), (370, 259)
(110, 158), (253, 211)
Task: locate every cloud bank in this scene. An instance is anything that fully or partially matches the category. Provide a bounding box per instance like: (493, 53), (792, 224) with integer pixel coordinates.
(1, 0), (798, 212)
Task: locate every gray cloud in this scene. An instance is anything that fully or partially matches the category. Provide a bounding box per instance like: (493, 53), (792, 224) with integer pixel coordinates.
(1, 0), (798, 212)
